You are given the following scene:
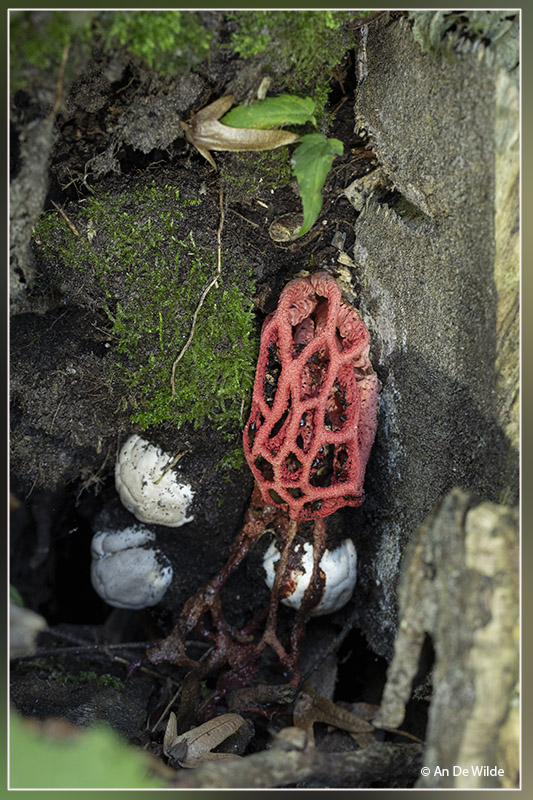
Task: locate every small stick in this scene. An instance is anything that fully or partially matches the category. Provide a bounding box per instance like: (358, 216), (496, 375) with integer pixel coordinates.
(50, 199), (80, 237)
(48, 396), (65, 434)
(153, 450), (190, 485)
(228, 207), (261, 229)
(48, 43), (70, 120)
(171, 187), (224, 395)
(150, 684), (183, 733)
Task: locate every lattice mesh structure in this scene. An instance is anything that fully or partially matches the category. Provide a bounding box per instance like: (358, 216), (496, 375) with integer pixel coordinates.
(244, 271), (378, 521)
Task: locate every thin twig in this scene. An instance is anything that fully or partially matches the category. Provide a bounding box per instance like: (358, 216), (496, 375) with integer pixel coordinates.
(48, 396), (65, 434)
(110, 653), (182, 688)
(24, 476), (38, 500)
(50, 199), (80, 236)
(330, 95), (350, 116)
(228, 207), (261, 229)
(171, 186), (225, 396)
(47, 309), (71, 330)
(12, 643), (147, 660)
(48, 43), (70, 120)
(153, 450), (191, 485)
(150, 684), (183, 733)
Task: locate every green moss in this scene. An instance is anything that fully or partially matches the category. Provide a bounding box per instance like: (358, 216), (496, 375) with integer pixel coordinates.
(34, 182), (258, 433)
(9, 10), (93, 90)
(14, 657), (125, 691)
(217, 447), (246, 472)
(77, 671), (125, 691)
(227, 11), (369, 123)
(100, 10), (212, 74)
(222, 148), (293, 196)
(229, 10), (348, 61)
(216, 446), (247, 485)
(113, 257), (258, 431)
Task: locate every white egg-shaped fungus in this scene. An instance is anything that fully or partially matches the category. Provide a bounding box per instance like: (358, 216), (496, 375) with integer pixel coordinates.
(91, 525), (173, 609)
(115, 435), (194, 527)
(263, 538), (357, 616)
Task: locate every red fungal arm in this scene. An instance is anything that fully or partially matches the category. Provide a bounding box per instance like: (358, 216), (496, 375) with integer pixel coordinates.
(243, 271), (378, 521)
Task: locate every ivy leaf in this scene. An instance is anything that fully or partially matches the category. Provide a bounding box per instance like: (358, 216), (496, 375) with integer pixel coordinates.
(221, 94), (316, 129)
(291, 133), (344, 236)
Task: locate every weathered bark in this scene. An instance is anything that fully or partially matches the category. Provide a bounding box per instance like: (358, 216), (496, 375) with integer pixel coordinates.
(346, 14), (519, 659)
(170, 739), (423, 789)
(375, 488), (519, 789)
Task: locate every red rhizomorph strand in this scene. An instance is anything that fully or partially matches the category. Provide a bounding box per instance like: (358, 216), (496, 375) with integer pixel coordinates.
(243, 271), (379, 522)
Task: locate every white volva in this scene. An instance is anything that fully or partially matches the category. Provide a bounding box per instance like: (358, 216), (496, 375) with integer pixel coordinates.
(115, 435), (194, 527)
(91, 526), (173, 609)
(263, 538), (357, 616)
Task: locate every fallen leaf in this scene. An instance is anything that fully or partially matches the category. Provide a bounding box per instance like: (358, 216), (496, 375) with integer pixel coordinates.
(228, 682), (298, 712)
(181, 95), (300, 169)
(188, 119), (300, 153)
(163, 711), (246, 768)
(293, 681), (375, 747)
(193, 95), (235, 122)
(176, 671), (203, 735)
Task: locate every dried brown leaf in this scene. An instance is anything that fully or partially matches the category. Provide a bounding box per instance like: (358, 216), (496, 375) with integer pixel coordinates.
(228, 682), (298, 711)
(181, 94), (300, 169)
(164, 712), (246, 768)
(351, 702), (380, 721)
(188, 118), (300, 153)
(163, 711), (178, 756)
(293, 682), (375, 747)
(194, 95), (236, 122)
(176, 671), (203, 734)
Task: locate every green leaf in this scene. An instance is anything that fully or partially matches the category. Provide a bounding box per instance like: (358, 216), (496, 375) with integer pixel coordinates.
(10, 713), (165, 789)
(221, 94), (316, 129)
(10, 585), (24, 607)
(290, 133), (343, 236)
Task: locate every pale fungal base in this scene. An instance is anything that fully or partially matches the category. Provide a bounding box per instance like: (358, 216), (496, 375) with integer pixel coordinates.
(91, 526), (173, 610)
(115, 435), (194, 527)
(263, 538), (357, 616)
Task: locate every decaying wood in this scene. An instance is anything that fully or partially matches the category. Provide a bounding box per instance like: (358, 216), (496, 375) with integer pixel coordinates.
(10, 47), (71, 308)
(170, 739), (423, 789)
(493, 67), (519, 502)
(374, 488), (519, 789)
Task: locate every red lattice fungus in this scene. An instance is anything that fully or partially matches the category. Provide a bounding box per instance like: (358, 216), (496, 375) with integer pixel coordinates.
(243, 271), (379, 521)
(148, 272), (379, 687)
